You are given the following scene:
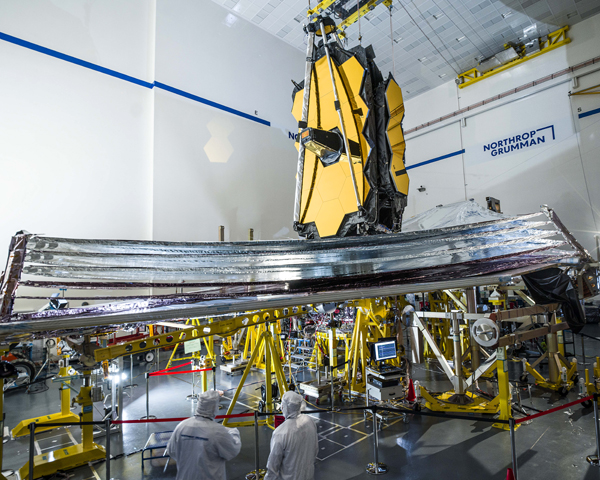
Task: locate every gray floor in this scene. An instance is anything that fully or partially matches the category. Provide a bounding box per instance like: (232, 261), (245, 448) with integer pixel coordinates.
(4, 326), (600, 480)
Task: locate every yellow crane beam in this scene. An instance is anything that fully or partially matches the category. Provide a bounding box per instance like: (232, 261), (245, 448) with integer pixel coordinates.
(457, 26), (571, 89)
(307, 0), (392, 39)
(569, 83), (600, 96)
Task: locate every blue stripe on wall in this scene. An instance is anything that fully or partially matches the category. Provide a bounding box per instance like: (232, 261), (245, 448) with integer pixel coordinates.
(0, 31), (271, 127)
(405, 149), (465, 170)
(0, 31), (154, 88)
(155, 82), (271, 127)
(579, 107), (600, 119)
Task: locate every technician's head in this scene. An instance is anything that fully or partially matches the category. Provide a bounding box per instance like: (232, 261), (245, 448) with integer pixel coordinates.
(195, 390), (221, 420)
(281, 390), (304, 420)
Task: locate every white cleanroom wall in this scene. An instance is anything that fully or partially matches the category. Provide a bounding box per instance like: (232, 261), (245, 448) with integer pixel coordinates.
(152, 0), (303, 242)
(0, 0), (156, 81)
(153, 89), (297, 242)
(402, 13), (600, 255)
(403, 122), (465, 219)
(0, 1), (155, 258)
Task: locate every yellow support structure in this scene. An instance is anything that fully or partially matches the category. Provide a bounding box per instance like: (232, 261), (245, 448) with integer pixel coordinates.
(19, 370), (106, 480)
(584, 359), (600, 400)
(521, 313), (578, 394)
(164, 318), (216, 370)
(223, 327), (289, 428)
(569, 83), (600, 96)
(241, 322), (284, 371)
(307, 0), (392, 39)
(457, 26), (571, 89)
(12, 358), (81, 438)
(493, 346), (515, 430)
(94, 306), (305, 362)
(345, 298), (404, 394)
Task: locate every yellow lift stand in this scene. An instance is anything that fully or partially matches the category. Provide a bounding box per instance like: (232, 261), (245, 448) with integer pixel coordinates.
(523, 357), (578, 394)
(521, 313), (578, 394)
(19, 369), (106, 480)
(494, 346), (516, 431)
(12, 357), (81, 438)
(223, 323), (289, 429)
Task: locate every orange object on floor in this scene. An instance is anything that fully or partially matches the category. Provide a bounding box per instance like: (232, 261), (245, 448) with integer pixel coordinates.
(407, 379), (416, 402)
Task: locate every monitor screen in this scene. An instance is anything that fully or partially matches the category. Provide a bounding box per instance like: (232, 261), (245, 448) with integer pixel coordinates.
(374, 340), (397, 362)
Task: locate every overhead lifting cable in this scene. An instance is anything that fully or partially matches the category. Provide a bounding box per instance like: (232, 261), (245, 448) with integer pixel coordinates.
(411, 0), (461, 75)
(399, 0), (460, 76)
(432, 0), (489, 63)
(389, 4), (396, 78)
(357, 0), (362, 44)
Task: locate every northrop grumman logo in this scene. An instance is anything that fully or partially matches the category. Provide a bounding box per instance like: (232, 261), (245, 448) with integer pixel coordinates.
(483, 125), (555, 157)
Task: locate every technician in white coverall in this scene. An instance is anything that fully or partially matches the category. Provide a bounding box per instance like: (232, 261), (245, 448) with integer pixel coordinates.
(166, 390), (241, 480)
(265, 390), (319, 480)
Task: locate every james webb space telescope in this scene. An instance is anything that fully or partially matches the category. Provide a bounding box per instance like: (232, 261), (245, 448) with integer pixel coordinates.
(291, 15), (409, 239)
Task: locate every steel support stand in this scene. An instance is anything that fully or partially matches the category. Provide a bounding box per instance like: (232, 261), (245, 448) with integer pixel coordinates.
(213, 367), (217, 391)
(187, 365), (198, 401)
(28, 423), (35, 480)
(329, 324), (338, 411)
(582, 334), (589, 366)
(330, 366), (335, 412)
(245, 411), (265, 480)
(124, 355), (137, 393)
(111, 374), (117, 422)
(141, 373), (156, 420)
(105, 418), (111, 480)
(586, 394), (600, 466)
(509, 418), (518, 479)
(366, 407), (387, 475)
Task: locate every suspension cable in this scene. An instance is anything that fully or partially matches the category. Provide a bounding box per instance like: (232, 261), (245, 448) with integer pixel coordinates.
(357, 0), (362, 44)
(389, 5), (396, 78)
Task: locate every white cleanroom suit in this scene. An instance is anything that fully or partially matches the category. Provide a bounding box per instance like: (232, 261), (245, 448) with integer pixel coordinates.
(166, 390), (241, 480)
(265, 390), (319, 480)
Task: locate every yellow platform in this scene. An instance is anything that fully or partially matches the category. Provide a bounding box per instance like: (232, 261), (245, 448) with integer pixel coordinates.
(19, 442), (105, 480)
(12, 411), (81, 438)
(421, 388), (499, 414)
